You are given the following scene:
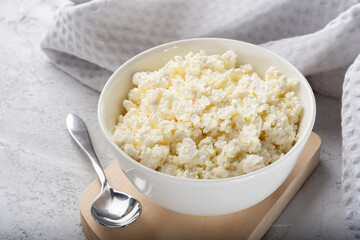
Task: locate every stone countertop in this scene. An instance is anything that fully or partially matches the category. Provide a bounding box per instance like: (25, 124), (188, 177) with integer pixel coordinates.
(0, 0), (345, 239)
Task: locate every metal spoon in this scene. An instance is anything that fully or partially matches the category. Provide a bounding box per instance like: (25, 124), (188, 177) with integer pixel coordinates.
(66, 113), (141, 228)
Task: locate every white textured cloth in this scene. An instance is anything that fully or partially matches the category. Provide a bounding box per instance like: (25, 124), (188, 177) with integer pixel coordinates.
(41, 0), (360, 237)
(343, 55), (360, 238)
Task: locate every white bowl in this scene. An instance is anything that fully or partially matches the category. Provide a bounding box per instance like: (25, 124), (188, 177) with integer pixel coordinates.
(98, 38), (316, 216)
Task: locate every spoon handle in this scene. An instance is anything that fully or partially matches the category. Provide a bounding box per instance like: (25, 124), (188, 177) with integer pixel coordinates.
(66, 113), (107, 189)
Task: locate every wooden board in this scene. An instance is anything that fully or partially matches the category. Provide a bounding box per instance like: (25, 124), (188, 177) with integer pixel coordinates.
(80, 132), (321, 240)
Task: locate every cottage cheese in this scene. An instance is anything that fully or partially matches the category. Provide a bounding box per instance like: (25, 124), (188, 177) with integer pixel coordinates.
(113, 50), (302, 179)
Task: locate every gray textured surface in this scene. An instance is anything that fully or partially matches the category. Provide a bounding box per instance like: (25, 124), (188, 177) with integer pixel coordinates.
(0, 0), (345, 239)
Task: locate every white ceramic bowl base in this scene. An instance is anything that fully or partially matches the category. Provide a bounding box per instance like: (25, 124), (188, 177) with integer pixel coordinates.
(98, 38), (316, 216)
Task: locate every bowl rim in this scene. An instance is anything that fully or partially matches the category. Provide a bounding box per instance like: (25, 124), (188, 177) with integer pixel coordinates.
(98, 37), (316, 183)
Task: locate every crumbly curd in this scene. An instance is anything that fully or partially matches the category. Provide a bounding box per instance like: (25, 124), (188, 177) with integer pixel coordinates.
(113, 50), (302, 179)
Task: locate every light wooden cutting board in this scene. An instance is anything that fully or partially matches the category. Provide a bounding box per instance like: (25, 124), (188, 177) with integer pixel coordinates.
(79, 132), (321, 240)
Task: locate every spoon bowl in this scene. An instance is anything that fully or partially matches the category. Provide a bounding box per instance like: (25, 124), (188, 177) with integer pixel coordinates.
(66, 113), (141, 227)
(91, 185), (141, 228)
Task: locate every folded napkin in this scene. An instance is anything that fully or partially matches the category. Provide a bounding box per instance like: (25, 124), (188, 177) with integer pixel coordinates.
(41, 0), (360, 237)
